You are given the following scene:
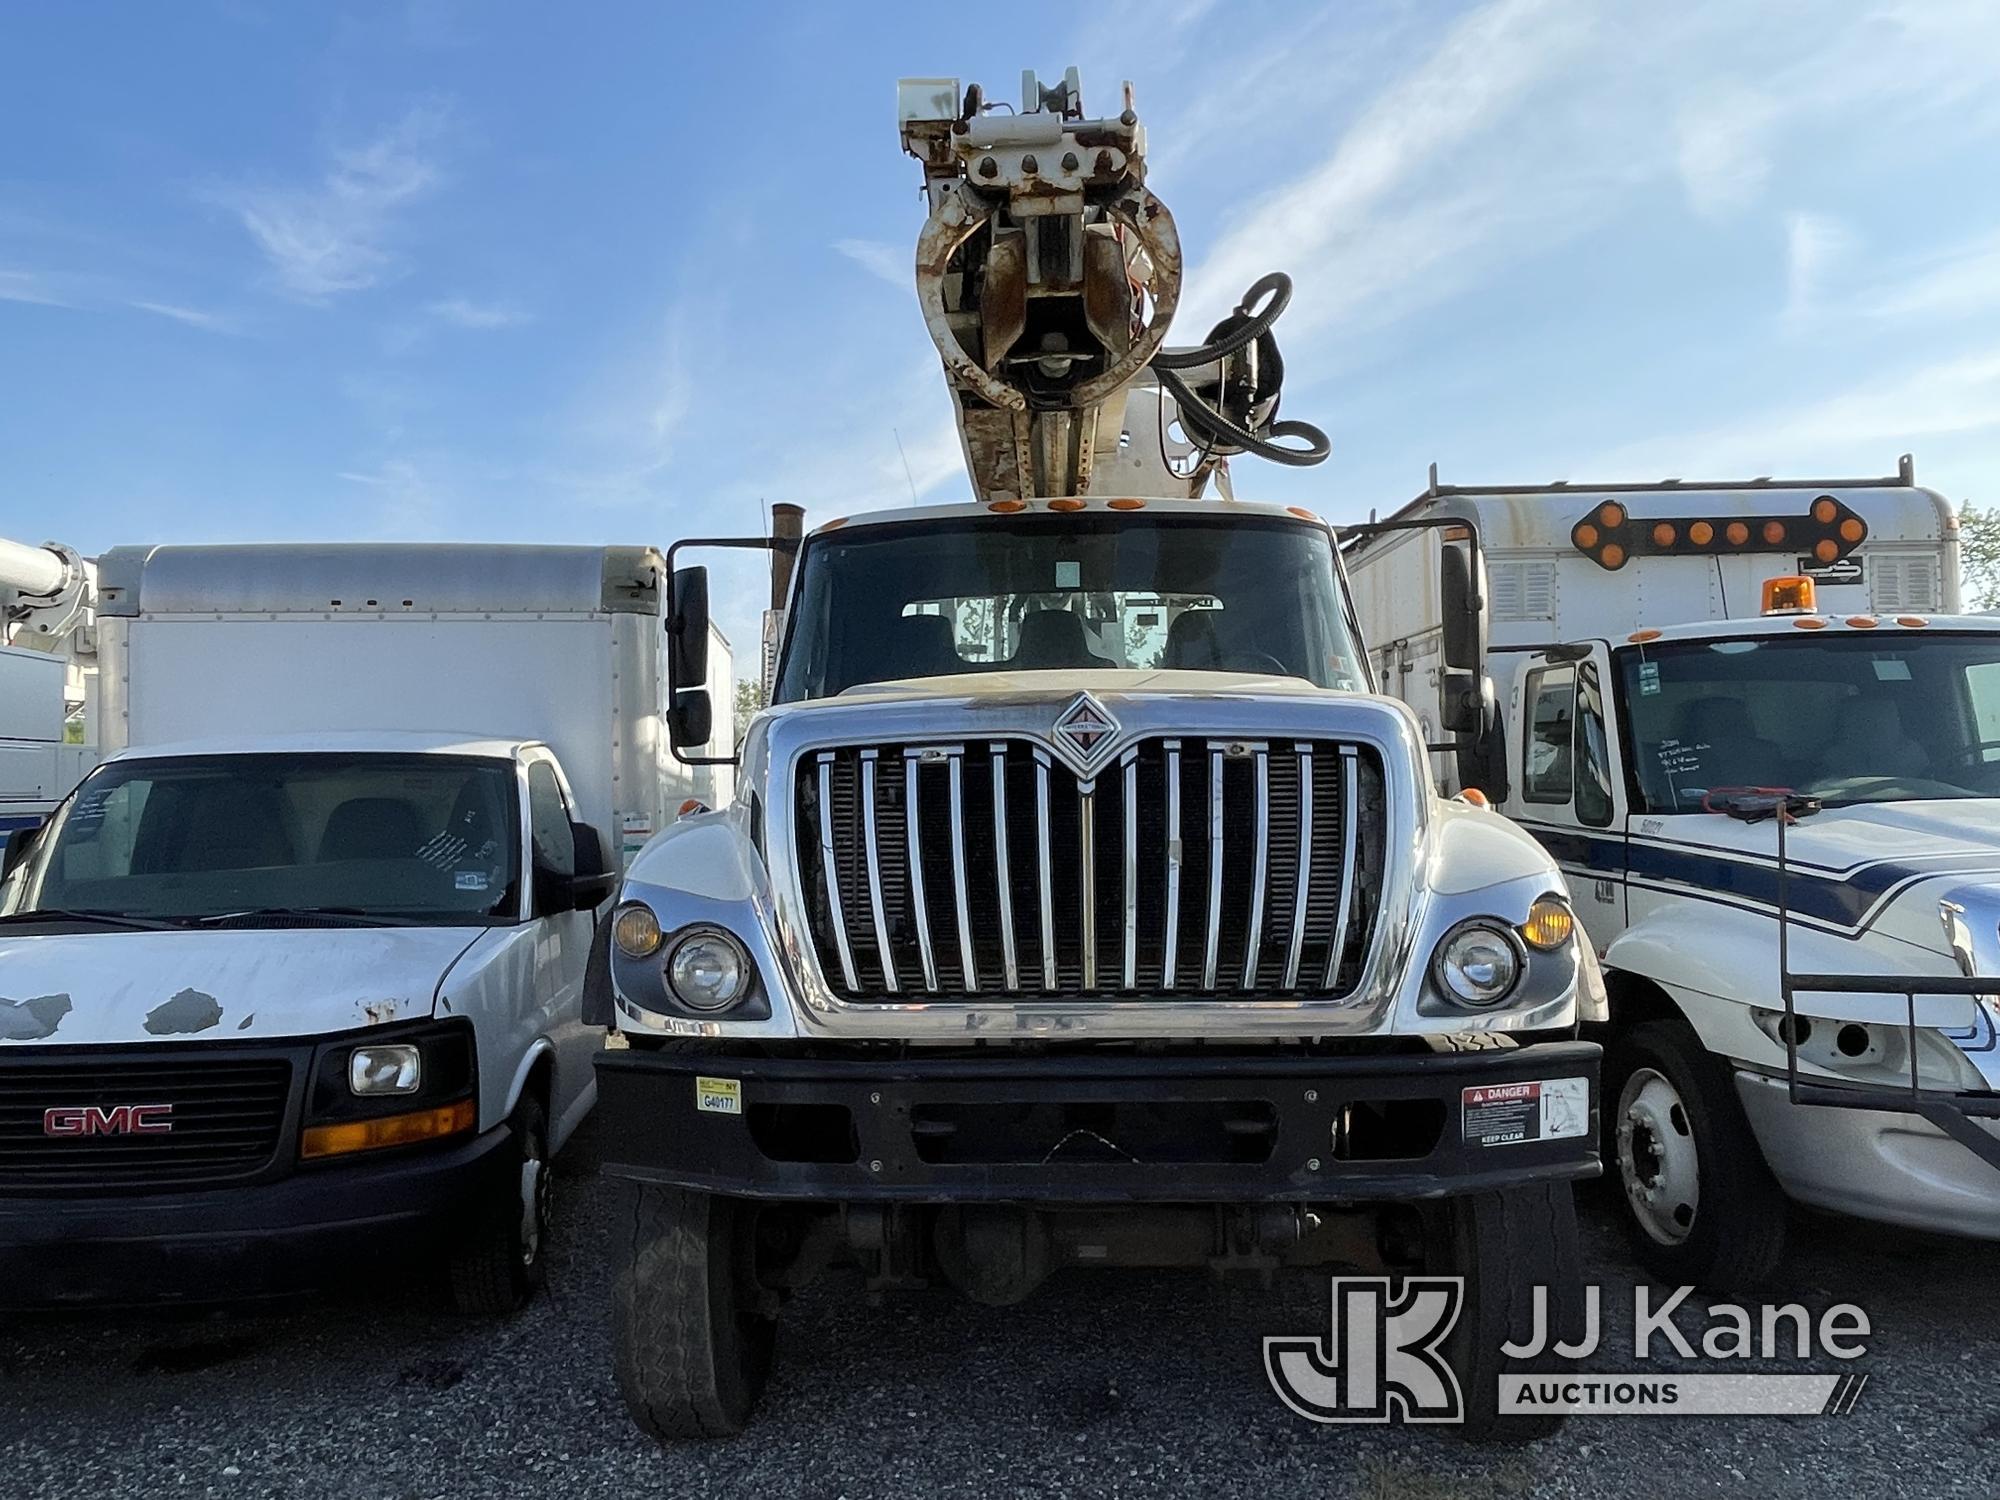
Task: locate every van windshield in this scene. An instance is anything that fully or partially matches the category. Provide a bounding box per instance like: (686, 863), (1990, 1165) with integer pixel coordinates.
(774, 513), (1365, 701)
(1, 753), (520, 926)
(1618, 632), (2000, 812)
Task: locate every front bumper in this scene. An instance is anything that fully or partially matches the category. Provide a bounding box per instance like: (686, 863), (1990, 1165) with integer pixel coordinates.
(595, 1042), (1601, 1204)
(1736, 1071), (2000, 1238)
(0, 1124), (514, 1307)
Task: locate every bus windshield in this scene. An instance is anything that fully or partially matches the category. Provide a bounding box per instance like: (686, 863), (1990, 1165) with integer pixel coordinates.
(1618, 631), (2000, 812)
(773, 513), (1366, 701)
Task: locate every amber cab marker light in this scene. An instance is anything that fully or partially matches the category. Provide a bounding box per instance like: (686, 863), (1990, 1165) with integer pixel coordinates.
(1628, 628), (1662, 643)
(1457, 788), (1491, 808)
(988, 499), (1027, 514)
(301, 1098), (476, 1160)
(1762, 575), (1817, 615)
(1794, 617), (1829, 630)
(1897, 616), (1929, 628)
(1847, 615), (1879, 629)
(1049, 498), (1087, 513)
(1107, 497), (1147, 511)
(1286, 506), (1321, 522)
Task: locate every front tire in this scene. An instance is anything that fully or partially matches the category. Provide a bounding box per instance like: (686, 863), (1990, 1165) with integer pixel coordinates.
(1409, 1182), (1583, 1442)
(612, 1183), (775, 1440)
(1605, 1017), (1788, 1291)
(448, 1092), (551, 1316)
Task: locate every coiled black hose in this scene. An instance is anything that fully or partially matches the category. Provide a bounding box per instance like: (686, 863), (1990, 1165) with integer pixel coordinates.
(1149, 272), (1331, 468)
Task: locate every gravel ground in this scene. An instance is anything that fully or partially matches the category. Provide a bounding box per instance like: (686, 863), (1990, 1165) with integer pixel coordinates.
(3, 1112), (1995, 1500)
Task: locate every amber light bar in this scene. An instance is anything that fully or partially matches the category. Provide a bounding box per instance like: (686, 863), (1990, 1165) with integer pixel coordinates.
(300, 1097), (477, 1160)
(1570, 494), (1867, 572)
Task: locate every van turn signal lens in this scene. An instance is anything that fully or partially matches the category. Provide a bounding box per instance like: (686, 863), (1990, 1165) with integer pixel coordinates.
(1761, 576), (1816, 615)
(300, 1098), (476, 1160)
(1520, 899), (1575, 951)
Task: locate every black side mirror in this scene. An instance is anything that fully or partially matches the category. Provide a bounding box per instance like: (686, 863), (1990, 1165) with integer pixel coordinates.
(1439, 541), (1486, 673)
(1, 822), (45, 882)
(565, 823), (619, 911)
(668, 564), (711, 693)
(668, 689), (713, 752)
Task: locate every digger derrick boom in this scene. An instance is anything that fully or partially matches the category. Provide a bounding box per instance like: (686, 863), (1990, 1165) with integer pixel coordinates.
(899, 71), (1182, 504)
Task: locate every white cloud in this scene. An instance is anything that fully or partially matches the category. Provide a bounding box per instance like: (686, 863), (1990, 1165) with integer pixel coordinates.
(1782, 212), (1852, 325)
(128, 299), (240, 334)
(426, 296), (529, 329)
(1183, 0), (1598, 337)
(1592, 347), (2000, 479)
(1674, 82), (1777, 219)
(1861, 229), (2000, 324)
(0, 268), (71, 307)
(219, 106), (449, 300)
(833, 238), (906, 288)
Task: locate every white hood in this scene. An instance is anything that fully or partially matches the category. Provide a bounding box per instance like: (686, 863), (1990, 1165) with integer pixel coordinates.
(0, 927), (484, 1046)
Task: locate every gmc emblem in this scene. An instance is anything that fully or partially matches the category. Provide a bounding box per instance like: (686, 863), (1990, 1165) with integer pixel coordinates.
(42, 1103), (175, 1138)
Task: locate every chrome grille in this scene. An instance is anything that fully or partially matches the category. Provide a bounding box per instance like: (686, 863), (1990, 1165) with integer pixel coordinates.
(795, 737), (1384, 1002)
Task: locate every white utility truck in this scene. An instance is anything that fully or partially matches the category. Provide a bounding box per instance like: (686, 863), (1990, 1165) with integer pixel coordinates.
(1346, 460), (2000, 1288)
(1, 538), (98, 841)
(593, 70), (1606, 1443)
(0, 543), (728, 1310)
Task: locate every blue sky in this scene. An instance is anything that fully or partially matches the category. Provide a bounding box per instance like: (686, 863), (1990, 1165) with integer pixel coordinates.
(5, 1), (2000, 659)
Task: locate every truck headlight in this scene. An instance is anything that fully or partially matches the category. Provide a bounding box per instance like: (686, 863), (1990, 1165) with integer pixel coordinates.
(1433, 922), (1523, 1007)
(667, 928), (751, 1011)
(349, 1043), (422, 1096)
(613, 902), (664, 958)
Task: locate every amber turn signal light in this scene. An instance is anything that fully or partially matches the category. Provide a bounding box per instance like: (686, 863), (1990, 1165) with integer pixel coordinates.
(301, 1098), (477, 1160)
(1520, 899), (1575, 951)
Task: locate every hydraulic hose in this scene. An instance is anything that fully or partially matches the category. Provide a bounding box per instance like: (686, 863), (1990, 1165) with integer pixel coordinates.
(1148, 272), (1331, 469)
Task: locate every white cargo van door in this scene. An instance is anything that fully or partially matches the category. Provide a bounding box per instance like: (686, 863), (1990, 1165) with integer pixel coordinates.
(1505, 646), (1628, 952)
(524, 754), (596, 1130)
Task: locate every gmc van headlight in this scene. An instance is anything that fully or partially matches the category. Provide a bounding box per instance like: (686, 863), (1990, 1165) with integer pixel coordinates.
(667, 928), (751, 1011)
(1433, 922), (1524, 1008)
(349, 1043), (422, 1096)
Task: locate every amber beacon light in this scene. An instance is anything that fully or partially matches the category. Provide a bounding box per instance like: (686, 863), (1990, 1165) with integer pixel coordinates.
(1570, 494), (1867, 572)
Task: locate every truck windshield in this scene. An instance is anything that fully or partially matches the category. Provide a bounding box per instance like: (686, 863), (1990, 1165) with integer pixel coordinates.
(774, 513), (1365, 700)
(2, 753), (520, 926)
(1618, 632), (2000, 811)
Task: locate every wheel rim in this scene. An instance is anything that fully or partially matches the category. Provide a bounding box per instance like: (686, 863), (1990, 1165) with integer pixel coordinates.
(1616, 1066), (1699, 1247)
(519, 1132), (550, 1268)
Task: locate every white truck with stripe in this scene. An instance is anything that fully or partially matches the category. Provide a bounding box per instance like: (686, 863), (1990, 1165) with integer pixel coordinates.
(1345, 457), (2000, 1289)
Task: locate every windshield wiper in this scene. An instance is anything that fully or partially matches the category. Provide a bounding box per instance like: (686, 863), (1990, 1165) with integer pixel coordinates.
(0, 908), (189, 931)
(186, 905), (434, 928)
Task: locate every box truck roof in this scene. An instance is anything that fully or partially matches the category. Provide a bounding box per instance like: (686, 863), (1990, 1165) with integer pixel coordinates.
(95, 542), (662, 618)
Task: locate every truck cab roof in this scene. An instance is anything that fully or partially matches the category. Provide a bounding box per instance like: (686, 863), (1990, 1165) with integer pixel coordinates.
(1604, 612), (2000, 649)
(806, 495), (1329, 537)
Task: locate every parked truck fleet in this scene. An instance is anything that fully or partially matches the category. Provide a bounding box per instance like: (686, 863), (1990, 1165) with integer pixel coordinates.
(0, 60), (1994, 1456)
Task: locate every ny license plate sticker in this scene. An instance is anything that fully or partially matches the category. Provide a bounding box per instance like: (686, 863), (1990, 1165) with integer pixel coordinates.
(1461, 1077), (1590, 1147)
(695, 1076), (742, 1115)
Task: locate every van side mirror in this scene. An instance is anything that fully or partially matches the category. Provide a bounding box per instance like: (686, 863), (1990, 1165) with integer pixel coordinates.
(1, 822), (44, 881)
(566, 822), (620, 910)
(668, 565), (711, 693)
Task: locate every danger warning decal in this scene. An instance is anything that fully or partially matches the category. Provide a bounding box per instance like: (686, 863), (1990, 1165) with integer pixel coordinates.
(1462, 1077), (1590, 1148)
